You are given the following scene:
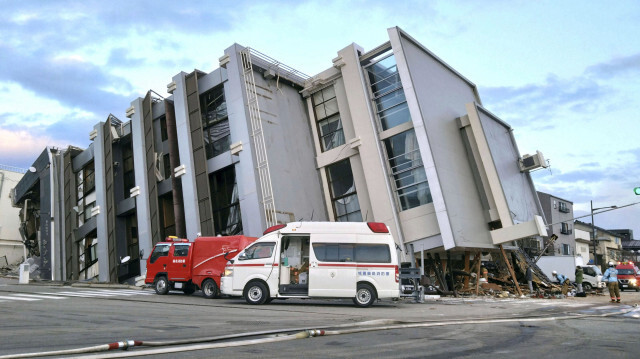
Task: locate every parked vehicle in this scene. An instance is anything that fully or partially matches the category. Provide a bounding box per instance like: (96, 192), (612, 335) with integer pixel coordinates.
(220, 222), (401, 307)
(145, 235), (256, 298)
(615, 261), (640, 292)
(536, 256), (604, 290)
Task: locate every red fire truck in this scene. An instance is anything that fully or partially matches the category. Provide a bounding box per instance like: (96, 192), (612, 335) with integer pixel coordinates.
(145, 235), (256, 298)
(616, 261), (640, 292)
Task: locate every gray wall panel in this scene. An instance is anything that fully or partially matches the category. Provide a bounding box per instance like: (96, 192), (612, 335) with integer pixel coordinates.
(394, 29), (491, 249)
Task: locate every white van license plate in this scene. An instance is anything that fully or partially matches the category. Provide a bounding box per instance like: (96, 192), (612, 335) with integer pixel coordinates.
(622, 285), (627, 288)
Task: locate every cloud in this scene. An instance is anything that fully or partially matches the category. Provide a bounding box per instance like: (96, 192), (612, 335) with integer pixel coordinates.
(479, 74), (607, 127)
(0, 44), (135, 117)
(0, 128), (66, 169)
(586, 53), (640, 78)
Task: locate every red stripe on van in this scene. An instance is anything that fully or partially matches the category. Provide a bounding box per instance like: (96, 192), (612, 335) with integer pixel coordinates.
(233, 263), (268, 267)
(317, 263), (397, 268)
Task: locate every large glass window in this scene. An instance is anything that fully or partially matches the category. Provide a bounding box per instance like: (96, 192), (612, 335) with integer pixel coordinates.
(366, 54), (410, 131)
(383, 130), (432, 210)
(210, 166), (242, 235)
(326, 159), (362, 222)
(313, 86), (345, 151)
(200, 85), (230, 159)
(76, 161), (97, 224)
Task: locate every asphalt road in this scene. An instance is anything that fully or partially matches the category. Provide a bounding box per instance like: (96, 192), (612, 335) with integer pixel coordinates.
(1, 277), (639, 358)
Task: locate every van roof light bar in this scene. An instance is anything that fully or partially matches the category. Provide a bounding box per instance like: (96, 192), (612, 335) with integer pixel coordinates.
(263, 224), (287, 235)
(367, 222), (389, 233)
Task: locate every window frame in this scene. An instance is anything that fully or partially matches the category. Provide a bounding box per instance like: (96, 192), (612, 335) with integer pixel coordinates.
(200, 85), (230, 159)
(312, 85), (345, 152)
(326, 159), (362, 222)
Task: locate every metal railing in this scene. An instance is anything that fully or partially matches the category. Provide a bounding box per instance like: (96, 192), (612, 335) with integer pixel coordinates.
(0, 164), (28, 173)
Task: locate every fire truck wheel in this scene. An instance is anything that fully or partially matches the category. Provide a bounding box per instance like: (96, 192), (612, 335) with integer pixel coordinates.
(353, 283), (376, 307)
(202, 279), (219, 299)
(183, 283), (196, 295)
(154, 276), (169, 295)
(244, 281), (269, 305)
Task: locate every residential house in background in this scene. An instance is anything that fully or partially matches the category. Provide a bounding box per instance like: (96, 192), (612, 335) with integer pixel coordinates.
(574, 220), (622, 271)
(537, 191), (576, 256)
(574, 227), (592, 263)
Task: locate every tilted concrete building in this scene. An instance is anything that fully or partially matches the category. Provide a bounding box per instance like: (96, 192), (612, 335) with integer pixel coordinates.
(12, 27), (546, 283)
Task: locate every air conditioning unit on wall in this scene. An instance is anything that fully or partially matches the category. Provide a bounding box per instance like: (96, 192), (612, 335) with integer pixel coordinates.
(519, 150), (548, 172)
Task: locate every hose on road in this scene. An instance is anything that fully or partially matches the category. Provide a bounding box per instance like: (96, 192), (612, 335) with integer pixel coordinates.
(1, 306), (637, 359)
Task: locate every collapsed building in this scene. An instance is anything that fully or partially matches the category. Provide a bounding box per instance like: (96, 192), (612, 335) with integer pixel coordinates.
(12, 27), (550, 289)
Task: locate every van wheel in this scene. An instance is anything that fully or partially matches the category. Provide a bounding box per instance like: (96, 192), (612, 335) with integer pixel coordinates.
(353, 283), (376, 307)
(183, 283), (196, 295)
(244, 281), (269, 305)
(583, 283), (592, 291)
(154, 276), (169, 295)
(202, 279), (219, 299)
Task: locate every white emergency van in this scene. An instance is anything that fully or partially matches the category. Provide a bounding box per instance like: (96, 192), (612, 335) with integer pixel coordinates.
(220, 222), (401, 307)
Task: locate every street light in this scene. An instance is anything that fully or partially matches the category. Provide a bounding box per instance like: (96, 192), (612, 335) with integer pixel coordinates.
(590, 200), (617, 266)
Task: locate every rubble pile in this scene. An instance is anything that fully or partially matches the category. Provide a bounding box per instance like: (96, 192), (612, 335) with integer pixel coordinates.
(418, 248), (597, 298)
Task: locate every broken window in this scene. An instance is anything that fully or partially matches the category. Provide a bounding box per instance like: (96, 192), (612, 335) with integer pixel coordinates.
(200, 85), (230, 159)
(326, 159), (362, 222)
(210, 166), (242, 236)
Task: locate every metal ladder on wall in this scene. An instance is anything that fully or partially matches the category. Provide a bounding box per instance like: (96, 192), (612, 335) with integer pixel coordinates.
(240, 48), (278, 228)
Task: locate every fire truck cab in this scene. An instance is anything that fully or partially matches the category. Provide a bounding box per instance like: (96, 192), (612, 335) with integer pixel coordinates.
(145, 235), (256, 298)
(616, 261), (640, 292)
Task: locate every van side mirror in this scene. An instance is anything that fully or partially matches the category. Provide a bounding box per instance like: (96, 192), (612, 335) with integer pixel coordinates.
(238, 253), (247, 261)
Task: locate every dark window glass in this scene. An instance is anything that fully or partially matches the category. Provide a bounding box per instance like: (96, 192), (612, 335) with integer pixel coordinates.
(312, 243), (355, 262)
(210, 166), (242, 235)
(200, 85), (230, 159)
(150, 244), (170, 263)
(326, 159), (362, 222)
(163, 153), (171, 180)
(355, 244), (391, 263)
(84, 162), (95, 193)
(618, 269), (635, 275)
(243, 243), (275, 260)
(159, 194), (176, 239)
(383, 130), (431, 210)
(159, 115), (168, 141)
(122, 144), (135, 196)
(126, 214), (139, 260)
(173, 244), (190, 257)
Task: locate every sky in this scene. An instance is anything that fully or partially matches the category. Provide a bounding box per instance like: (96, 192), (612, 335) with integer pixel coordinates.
(1, 0), (638, 238)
